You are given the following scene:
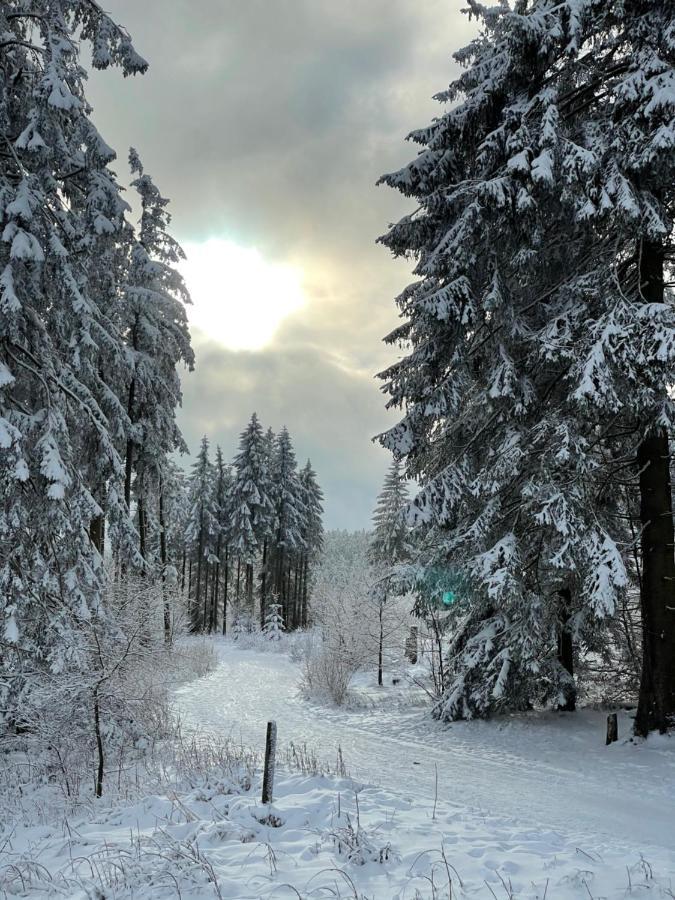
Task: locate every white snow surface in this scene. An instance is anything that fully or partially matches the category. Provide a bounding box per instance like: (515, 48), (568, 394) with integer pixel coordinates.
(3, 640), (674, 899)
(175, 641), (675, 852)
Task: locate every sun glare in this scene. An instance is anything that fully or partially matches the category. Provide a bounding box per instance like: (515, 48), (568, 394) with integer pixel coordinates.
(179, 238), (305, 351)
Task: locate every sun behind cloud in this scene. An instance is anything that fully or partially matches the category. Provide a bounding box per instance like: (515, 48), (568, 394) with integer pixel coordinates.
(179, 238), (305, 351)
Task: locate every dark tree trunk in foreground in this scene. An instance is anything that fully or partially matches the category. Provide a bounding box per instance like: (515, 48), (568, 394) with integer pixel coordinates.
(260, 539), (268, 629)
(222, 547), (229, 635)
(159, 486), (171, 645)
(378, 600), (384, 687)
(635, 241), (675, 736)
(557, 587), (575, 712)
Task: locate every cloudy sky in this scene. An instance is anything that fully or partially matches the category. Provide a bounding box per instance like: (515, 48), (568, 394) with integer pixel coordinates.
(88, 1), (475, 529)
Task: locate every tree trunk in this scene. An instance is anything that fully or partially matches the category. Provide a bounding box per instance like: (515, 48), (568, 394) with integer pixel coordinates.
(378, 600), (384, 687)
(635, 240), (675, 736)
(137, 492), (146, 568)
(260, 539), (268, 629)
(193, 506), (205, 632)
(89, 483), (106, 555)
(93, 686), (104, 799)
(159, 485), (171, 645)
(293, 562), (300, 630)
(222, 546), (229, 635)
(212, 559), (220, 633)
(302, 553), (309, 628)
(557, 587), (576, 712)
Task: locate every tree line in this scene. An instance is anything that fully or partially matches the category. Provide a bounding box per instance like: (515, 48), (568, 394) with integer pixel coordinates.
(162, 415), (324, 635)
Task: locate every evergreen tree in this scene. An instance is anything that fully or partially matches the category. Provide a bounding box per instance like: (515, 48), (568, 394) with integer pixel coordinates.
(376, 1), (675, 722)
(185, 436), (217, 631)
(369, 459), (410, 568)
(270, 427), (306, 627)
(121, 149), (193, 569)
(258, 426), (277, 627)
(212, 445), (233, 634)
(369, 459), (410, 686)
(263, 599), (285, 641)
(229, 413), (275, 618)
(0, 1), (149, 724)
(298, 459), (325, 628)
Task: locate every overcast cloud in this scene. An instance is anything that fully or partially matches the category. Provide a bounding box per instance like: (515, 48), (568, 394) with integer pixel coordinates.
(88, 1), (475, 528)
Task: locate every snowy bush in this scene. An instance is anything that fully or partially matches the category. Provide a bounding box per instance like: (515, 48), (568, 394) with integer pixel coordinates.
(299, 630), (363, 705)
(304, 531), (414, 705)
(0, 576), (219, 810)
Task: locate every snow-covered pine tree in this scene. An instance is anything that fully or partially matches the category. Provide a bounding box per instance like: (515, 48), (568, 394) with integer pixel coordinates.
(376, 1), (673, 722)
(185, 436), (217, 631)
(369, 459), (410, 569)
(157, 459), (190, 640)
(298, 459), (324, 628)
(0, 1), (149, 725)
(270, 427), (306, 628)
(211, 445), (233, 633)
(120, 149), (193, 570)
(258, 426), (277, 627)
(263, 598), (285, 641)
(228, 413), (275, 620)
(369, 459), (411, 685)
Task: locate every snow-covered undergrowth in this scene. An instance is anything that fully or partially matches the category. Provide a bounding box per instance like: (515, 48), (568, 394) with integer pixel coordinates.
(3, 760), (675, 899)
(3, 639), (675, 898)
(0, 635), (219, 827)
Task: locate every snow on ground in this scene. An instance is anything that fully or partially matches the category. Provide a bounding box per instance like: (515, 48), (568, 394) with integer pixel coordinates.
(2, 639), (674, 899)
(174, 640), (675, 852)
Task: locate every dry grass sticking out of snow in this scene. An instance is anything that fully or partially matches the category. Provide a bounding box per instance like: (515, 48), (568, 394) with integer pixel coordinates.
(2, 758), (675, 900)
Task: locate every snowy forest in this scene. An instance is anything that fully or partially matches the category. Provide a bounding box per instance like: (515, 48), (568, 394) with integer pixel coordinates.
(1, 2), (675, 899)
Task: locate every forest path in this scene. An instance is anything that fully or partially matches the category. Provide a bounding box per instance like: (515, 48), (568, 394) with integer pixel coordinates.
(174, 642), (675, 856)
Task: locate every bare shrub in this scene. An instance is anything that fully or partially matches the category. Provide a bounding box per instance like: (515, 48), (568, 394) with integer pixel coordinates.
(0, 575), (219, 813)
(299, 630), (363, 705)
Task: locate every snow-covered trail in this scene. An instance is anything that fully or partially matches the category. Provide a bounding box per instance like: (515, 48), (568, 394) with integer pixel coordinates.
(174, 643), (675, 856)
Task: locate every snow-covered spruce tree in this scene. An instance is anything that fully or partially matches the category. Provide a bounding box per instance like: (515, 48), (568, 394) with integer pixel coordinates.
(120, 149), (193, 571)
(376, 1), (675, 722)
(270, 427), (306, 628)
(370, 459), (410, 568)
(0, 2), (149, 726)
(298, 459), (324, 628)
(211, 445), (233, 634)
(229, 413), (275, 621)
(369, 459), (411, 685)
(263, 597), (285, 641)
(156, 459), (190, 639)
(185, 436), (218, 631)
(258, 425), (277, 627)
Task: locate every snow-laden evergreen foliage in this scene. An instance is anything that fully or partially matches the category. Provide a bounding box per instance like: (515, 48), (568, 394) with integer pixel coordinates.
(0, 2), (191, 725)
(229, 413), (275, 562)
(122, 150), (193, 568)
(378, 0), (675, 724)
(175, 419), (323, 634)
(262, 599), (285, 641)
(369, 459), (410, 568)
(185, 437), (218, 630)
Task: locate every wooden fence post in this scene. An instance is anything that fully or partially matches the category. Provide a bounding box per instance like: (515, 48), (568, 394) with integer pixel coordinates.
(606, 712), (618, 745)
(262, 720), (277, 804)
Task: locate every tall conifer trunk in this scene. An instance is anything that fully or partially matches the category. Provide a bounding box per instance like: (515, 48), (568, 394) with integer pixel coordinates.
(556, 587), (575, 712)
(159, 485), (171, 645)
(222, 547), (229, 635)
(260, 539), (268, 629)
(193, 507), (205, 632)
(635, 240), (675, 735)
